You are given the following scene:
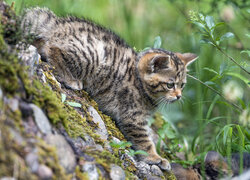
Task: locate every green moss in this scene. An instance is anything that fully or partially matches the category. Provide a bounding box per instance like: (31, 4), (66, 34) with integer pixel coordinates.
(44, 70), (61, 91)
(6, 107), (24, 132)
(39, 70), (105, 144)
(163, 171), (177, 180)
(0, 2), (23, 45)
(96, 168), (104, 180)
(0, 119), (37, 179)
(152, 112), (165, 129)
(85, 149), (137, 179)
(0, 61), (20, 95)
(73, 89), (125, 141)
(100, 113), (125, 140)
(37, 140), (71, 180)
(86, 150), (119, 172)
(0, 25), (21, 96)
(75, 166), (90, 180)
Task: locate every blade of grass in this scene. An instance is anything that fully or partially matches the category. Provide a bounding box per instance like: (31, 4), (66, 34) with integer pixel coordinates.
(187, 74), (243, 111)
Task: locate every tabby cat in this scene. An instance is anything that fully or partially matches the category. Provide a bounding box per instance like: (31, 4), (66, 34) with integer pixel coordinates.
(21, 7), (198, 170)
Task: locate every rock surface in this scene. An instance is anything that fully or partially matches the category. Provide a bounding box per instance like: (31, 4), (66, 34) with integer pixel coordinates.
(45, 134), (76, 173)
(37, 164), (53, 180)
(110, 164), (126, 180)
(30, 104), (52, 134)
(88, 106), (109, 140)
(81, 162), (99, 180)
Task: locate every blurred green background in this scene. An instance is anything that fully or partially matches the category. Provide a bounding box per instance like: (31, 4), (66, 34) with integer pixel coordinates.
(6, 0), (250, 161)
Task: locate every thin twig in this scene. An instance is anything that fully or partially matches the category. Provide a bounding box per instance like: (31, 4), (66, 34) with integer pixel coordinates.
(187, 74), (243, 111)
(216, 46), (250, 75)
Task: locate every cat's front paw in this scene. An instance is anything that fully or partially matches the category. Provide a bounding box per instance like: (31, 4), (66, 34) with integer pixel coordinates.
(144, 154), (171, 171)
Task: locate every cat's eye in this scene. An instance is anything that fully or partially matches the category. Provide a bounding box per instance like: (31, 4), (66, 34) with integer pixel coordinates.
(166, 82), (174, 89)
(181, 83), (185, 88)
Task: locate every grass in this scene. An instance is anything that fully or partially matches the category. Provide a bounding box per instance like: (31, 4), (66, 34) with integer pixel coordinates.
(6, 0), (250, 172)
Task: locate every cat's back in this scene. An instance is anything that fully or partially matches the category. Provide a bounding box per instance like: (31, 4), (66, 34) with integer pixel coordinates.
(22, 7), (138, 106)
(22, 7), (130, 50)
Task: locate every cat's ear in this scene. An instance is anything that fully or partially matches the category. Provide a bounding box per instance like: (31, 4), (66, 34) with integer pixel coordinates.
(150, 55), (171, 73)
(176, 52), (198, 66)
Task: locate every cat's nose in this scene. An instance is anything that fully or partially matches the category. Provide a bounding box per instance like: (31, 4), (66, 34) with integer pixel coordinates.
(176, 95), (182, 100)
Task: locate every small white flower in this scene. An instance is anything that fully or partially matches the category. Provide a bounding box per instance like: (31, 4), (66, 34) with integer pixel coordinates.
(222, 80), (243, 102)
(239, 109), (250, 127)
(221, 6), (235, 22)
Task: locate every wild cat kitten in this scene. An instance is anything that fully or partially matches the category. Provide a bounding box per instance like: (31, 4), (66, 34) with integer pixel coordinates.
(21, 7), (198, 170)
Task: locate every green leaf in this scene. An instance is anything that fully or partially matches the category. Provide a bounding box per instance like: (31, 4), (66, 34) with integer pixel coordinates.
(245, 34), (250, 38)
(153, 36), (162, 48)
(109, 141), (122, 148)
(219, 62), (227, 75)
(243, 129), (250, 141)
(240, 50), (250, 57)
(236, 125), (245, 146)
(220, 32), (234, 42)
(206, 95), (220, 120)
(212, 22), (225, 30)
(143, 47), (151, 51)
(198, 13), (205, 21)
(246, 145), (250, 152)
(205, 16), (215, 30)
(66, 101), (82, 108)
(127, 149), (135, 156)
(165, 130), (176, 139)
(193, 22), (206, 32)
(204, 81), (216, 85)
(216, 131), (223, 153)
(157, 125), (166, 139)
(223, 126), (232, 145)
(200, 39), (214, 45)
(133, 150), (148, 156)
(203, 67), (218, 75)
(61, 93), (66, 103)
(110, 140), (132, 149)
(209, 74), (222, 82)
(224, 72), (250, 87)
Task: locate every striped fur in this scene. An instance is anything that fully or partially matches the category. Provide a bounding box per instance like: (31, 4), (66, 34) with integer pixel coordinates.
(21, 7), (198, 170)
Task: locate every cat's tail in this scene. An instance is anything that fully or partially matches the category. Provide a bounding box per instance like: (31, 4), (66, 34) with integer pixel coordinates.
(21, 7), (57, 41)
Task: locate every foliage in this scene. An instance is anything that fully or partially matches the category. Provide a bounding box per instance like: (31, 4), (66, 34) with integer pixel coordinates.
(127, 149), (148, 157)
(187, 9), (250, 158)
(110, 140), (132, 149)
(61, 93), (82, 108)
(110, 140), (148, 157)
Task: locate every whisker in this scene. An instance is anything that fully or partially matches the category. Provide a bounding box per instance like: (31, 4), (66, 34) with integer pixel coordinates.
(159, 98), (167, 111)
(155, 97), (164, 107)
(154, 97), (164, 107)
(162, 100), (169, 113)
(178, 99), (184, 109)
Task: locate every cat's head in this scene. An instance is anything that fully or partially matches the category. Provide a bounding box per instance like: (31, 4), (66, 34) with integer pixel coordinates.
(137, 49), (198, 103)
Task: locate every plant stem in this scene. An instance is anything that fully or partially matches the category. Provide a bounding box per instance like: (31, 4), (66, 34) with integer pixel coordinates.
(216, 46), (250, 75)
(187, 74), (243, 111)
